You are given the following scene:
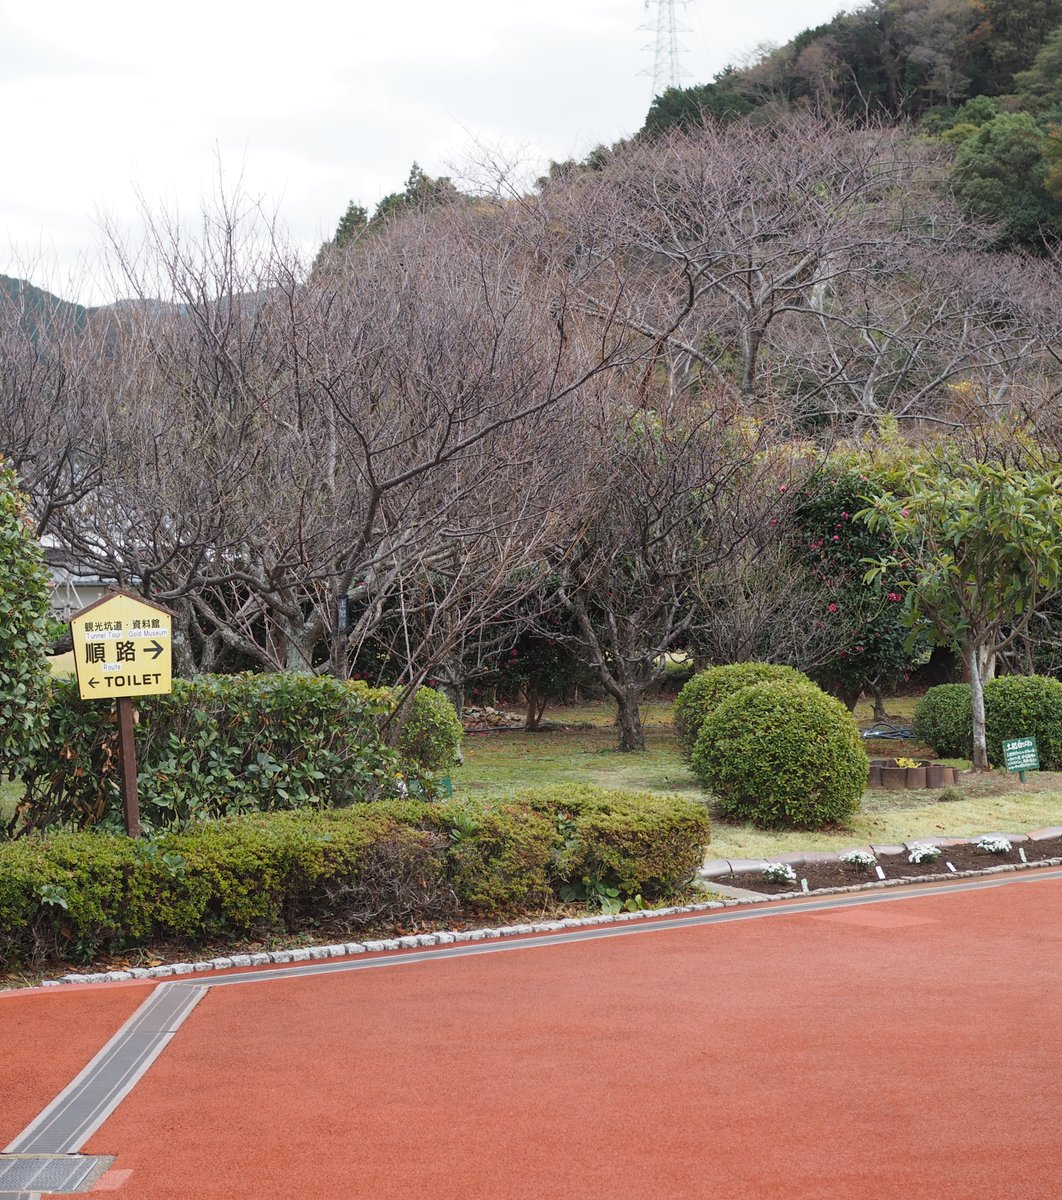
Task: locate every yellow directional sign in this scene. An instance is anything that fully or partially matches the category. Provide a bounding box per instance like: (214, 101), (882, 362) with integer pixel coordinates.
(69, 591), (174, 701)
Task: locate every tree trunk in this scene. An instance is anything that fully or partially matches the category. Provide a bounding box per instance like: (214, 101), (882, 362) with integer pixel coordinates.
(869, 679), (887, 722)
(965, 642), (989, 771)
(615, 689), (646, 752)
(523, 685), (548, 732)
(433, 652), (465, 719)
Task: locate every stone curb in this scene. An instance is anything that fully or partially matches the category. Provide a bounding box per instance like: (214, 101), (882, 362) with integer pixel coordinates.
(37, 841), (1062, 989)
(43, 903), (731, 987)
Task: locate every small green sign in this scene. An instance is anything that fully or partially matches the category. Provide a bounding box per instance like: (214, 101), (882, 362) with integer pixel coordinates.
(1002, 737), (1039, 776)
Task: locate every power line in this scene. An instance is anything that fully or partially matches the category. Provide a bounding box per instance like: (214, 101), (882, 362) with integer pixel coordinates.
(639, 0), (692, 97)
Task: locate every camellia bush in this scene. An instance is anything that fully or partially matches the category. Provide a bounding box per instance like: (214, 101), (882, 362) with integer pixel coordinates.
(791, 464), (924, 708)
(691, 679), (868, 829)
(673, 662), (811, 760)
(12, 675), (462, 835)
(0, 461), (52, 781)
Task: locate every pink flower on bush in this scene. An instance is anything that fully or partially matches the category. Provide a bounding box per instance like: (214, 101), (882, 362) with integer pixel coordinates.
(887, 591), (902, 602)
(827, 602), (839, 613)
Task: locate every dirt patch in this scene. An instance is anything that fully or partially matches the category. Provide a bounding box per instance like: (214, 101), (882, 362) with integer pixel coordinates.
(726, 834), (1062, 895)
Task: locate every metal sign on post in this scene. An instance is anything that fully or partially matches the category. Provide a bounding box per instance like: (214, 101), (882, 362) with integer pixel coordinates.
(1002, 736), (1039, 784)
(68, 590), (175, 837)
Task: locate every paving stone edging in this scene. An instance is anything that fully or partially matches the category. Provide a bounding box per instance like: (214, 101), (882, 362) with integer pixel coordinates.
(38, 830), (1062, 988)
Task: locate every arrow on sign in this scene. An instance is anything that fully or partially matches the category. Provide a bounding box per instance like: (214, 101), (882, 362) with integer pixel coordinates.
(89, 678), (99, 689)
(145, 640), (165, 660)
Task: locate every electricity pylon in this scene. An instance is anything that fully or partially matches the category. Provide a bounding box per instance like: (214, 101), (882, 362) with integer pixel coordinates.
(639, 0), (692, 96)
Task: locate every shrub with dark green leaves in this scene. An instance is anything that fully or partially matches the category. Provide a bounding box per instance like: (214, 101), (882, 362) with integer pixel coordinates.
(13, 674), (462, 834)
(0, 462), (52, 779)
(0, 803), (457, 965)
(692, 680), (868, 829)
(674, 663), (811, 759)
(912, 684), (973, 759)
(984, 675), (1062, 770)
(914, 676), (1062, 768)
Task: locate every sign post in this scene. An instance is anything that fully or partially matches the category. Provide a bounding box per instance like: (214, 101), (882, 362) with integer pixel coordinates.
(1002, 736), (1039, 785)
(69, 590), (174, 837)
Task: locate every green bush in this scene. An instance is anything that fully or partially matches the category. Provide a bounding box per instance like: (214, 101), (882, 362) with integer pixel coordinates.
(692, 680), (868, 829)
(433, 801), (555, 910)
(0, 462), (52, 780)
(912, 684), (973, 758)
(674, 663), (810, 760)
(984, 675), (1062, 770)
(914, 676), (1062, 768)
(165, 806), (455, 936)
(0, 786), (712, 967)
(376, 684), (464, 773)
(515, 784), (711, 902)
(13, 675), (462, 834)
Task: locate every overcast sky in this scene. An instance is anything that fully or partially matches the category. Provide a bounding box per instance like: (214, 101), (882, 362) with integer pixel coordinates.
(1, 0), (848, 303)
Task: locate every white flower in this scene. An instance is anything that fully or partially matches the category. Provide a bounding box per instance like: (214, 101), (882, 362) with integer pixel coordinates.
(908, 842), (942, 864)
(762, 862), (797, 884)
(976, 835), (1011, 855)
(841, 849), (877, 869)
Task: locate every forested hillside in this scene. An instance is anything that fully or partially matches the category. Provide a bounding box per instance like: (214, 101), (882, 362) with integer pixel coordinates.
(642, 0), (1062, 249)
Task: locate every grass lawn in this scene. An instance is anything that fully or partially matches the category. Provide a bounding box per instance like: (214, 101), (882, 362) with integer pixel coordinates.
(452, 697), (1062, 861)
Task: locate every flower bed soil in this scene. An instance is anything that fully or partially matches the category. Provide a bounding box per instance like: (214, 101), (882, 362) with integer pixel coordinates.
(723, 833), (1062, 895)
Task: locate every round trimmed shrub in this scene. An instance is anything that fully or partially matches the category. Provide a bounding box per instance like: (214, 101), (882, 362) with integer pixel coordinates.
(985, 675), (1062, 770)
(673, 662), (811, 760)
(393, 685), (463, 772)
(912, 684), (973, 758)
(691, 680), (868, 830)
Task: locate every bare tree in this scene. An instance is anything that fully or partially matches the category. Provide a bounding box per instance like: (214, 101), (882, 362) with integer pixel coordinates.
(546, 116), (960, 408)
(0, 279), (112, 537)
(688, 537), (863, 671)
(547, 387), (810, 751)
(770, 244), (1046, 431)
(46, 189), (641, 688)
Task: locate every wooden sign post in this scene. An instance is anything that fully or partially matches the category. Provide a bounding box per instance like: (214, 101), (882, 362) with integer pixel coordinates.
(68, 590), (175, 837)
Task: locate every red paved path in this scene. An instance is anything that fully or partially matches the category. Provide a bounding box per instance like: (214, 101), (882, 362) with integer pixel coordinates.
(66, 877), (1062, 1199)
(0, 983), (150, 1146)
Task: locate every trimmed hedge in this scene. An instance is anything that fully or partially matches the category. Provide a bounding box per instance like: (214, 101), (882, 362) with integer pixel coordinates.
(674, 663), (811, 760)
(985, 675), (1062, 770)
(13, 675), (462, 835)
(0, 787), (712, 967)
(692, 680), (868, 829)
(912, 684), (974, 759)
(913, 676), (1062, 769)
(515, 784), (711, 900)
